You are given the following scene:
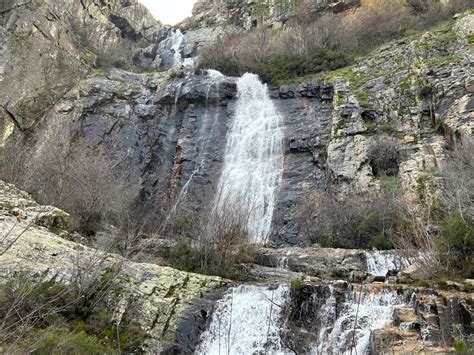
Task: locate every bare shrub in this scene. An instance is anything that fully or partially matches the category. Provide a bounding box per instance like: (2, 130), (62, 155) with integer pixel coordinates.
(26, 125), (139, 236)
(368, 135), (401, 177)
(198, 0), (473, 82)
(337, 0), (410, 53)
(437, 140), (474, 277)
(441, 139), (474, 221)
(168, 200), (256, 279)
(298, 187), (405, 249)
(396, 140), (474, 278)
(408, 0), (472, 28)
(0, 259), (144, 354)
(199, 26), (349, 84)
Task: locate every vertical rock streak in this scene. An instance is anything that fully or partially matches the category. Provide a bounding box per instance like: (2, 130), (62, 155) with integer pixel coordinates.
(171, 70), (225, 214)
(215, 73), (284, 244)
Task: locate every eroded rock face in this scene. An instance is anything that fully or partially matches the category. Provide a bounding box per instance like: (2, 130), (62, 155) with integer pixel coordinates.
(0, 0), (162, 130)
(256, 247), (367, 280)
(0, 180), (228, 352)
(327, 13), (473, 196)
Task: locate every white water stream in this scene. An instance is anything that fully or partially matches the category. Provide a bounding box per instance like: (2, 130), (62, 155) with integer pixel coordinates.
(313, 287), (405, 354)
(366, 250), (410, 277)
(214, 73), (284, 244)
(196, 285), (289, 355)
(157, 29), (185, 67)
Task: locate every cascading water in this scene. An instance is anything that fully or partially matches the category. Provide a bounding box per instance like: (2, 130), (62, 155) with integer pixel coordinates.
(196, 285), (289, 355)
(214, 73), (284, 244)
(313, 287), (405, 354)
(366, 250), (410, 277)
(157, 29), (184, 67)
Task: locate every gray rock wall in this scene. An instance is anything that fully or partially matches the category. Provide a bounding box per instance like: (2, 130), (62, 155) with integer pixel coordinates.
(0, 0), (162, 130)
(5, 66), (333, 245)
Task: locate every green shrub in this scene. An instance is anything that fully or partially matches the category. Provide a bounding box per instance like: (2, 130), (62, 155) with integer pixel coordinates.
(168, 240), (253, 280)
(0, 276), (147, 354)
(290, 277), (305, 295)
(32, 328), (108, 355)
(299, 189), (405, 249)
(0, 277), (75, 329)
(359, 212), (394, 250)
(168, 241), (201, 273)
(49, 226), (64, 235)
(370, 232), (395, 250)
(252, 3), (269, 18)
(82, 309), (147, 354)
(378, 176), (400, 192)
(437, 212), (474, 278)
(266, 48), (349, 84)
(171, 210), (200, 240)
(453, 339), (470, 355)
(468, 34), (474, 44)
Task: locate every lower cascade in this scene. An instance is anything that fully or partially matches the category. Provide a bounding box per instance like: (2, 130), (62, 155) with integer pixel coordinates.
(196, 285), (288, 355)
(196, 283), (407, 355)
(215, 73), (284, 244)
(312, 287), (405, 354)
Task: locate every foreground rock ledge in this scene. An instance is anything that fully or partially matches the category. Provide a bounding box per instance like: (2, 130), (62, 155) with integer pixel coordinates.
(0, 180), (227, 353)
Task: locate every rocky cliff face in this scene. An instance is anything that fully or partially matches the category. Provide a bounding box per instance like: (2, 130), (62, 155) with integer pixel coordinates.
(180, 0), (360, 56)
(9, 66), (333, 245)
(1, 9), (473, 246)
(325, 13), (473, 195)
(0, 3), (473, 352)
(0, 0), (162, 130)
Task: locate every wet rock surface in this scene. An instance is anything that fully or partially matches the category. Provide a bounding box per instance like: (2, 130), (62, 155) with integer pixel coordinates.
(256, 247), (368, 279)
(3, 61), (333, 244)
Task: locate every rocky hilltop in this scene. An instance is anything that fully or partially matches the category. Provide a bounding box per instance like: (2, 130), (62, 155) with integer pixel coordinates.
(181, 0), (360, 55)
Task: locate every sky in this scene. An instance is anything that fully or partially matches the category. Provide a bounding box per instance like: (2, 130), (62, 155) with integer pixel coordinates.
(139, 0), (197, 25)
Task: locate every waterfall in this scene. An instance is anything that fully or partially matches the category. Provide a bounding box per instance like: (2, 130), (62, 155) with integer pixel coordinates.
(313, 287), (405, 354)
(366, 250), (410, 277)
(215, 73), (284, 244)
(196, 285), (289, 354)
(277, 257), (289, 271)
(157, 29), (184, 67)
